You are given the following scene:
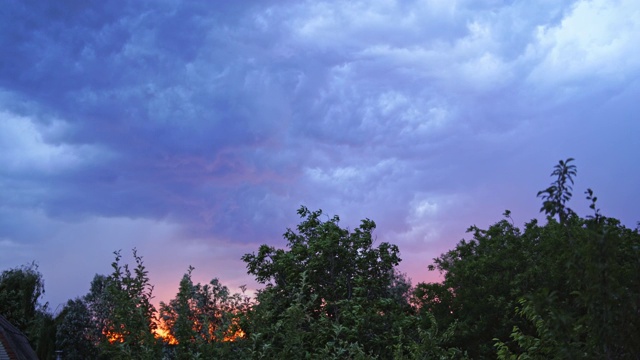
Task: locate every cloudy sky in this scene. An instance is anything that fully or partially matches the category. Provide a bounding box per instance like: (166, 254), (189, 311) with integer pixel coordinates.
(1, 0), (639, 310)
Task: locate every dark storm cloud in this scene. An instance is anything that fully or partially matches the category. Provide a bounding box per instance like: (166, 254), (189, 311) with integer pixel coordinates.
(1, 1), (304, 238)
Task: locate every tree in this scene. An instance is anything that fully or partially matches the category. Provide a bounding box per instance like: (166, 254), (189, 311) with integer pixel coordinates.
(158, 266), (252, 359)
(84, 249), (161, 359)
(55, 297), (99, 360)
(421, 159), (640, 358)
(0, 262), (46, 336)
(418, 212), (542, 359)
(537, 157), (577, 224)
(242, 206), (415, 358)
(0, 262), (56, 358)
(511, 160), (640, 358)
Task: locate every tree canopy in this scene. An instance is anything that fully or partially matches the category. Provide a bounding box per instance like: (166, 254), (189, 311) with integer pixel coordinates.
(241, 206), (421, 358)
(420, 159), (640, 359)
(2, 158), (638, 359)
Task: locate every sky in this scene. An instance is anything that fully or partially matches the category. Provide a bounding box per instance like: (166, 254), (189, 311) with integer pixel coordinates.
(1, 0), (639, 311)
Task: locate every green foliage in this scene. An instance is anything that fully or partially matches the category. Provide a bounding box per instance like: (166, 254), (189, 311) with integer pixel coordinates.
(56, 297), (99, 360)
(419, 212), (541, 358)
(6, 158), (636, 359)
(512, 215), (640, 358)
(537, 158), (577, 223)
(423, 158), (640, 358)
(85, 249), (161, 359)
(242, 206), (462, 359)
(392, 310), (468, 360)
(33, 311), (57, 360)
(159, 266), (252, 359)
(493, 298), (564, 360)
(0, 262), (46, 335)
(243, 206), (401, 305)
(513, 161), (640, 358)
(0, 262), (55, 358)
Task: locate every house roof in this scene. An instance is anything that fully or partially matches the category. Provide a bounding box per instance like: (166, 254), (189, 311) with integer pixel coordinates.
(0, 315), (38, 360)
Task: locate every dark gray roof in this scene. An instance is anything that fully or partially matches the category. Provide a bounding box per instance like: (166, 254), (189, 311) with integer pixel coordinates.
(0, 315), (38, 360)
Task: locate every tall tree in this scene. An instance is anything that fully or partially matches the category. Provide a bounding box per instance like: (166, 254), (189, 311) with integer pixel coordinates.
(0, 262), (55, 358)
(421, 159), (640, 358)
(0, 263), (46, 336)
(84, 249), (161, 359)
(242, 206), (413, 358)
(416, 212), (542, 358)
(497, 191), (640, 358)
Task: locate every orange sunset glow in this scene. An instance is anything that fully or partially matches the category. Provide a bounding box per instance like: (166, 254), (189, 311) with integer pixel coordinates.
(105, 330), (125, 344)
(154, 326), (178, 345)
(153, 318), (245, 345)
